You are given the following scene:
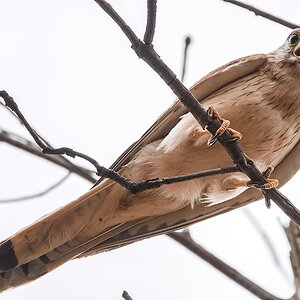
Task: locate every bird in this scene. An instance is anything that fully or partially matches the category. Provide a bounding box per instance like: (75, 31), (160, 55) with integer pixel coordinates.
(0, 29), (299, 292)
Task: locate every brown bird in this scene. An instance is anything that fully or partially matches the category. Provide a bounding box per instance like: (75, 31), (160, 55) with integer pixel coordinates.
(0, 29), (300, 291)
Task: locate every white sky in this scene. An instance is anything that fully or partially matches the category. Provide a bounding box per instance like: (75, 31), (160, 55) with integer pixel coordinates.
(0, 0), (299, 299)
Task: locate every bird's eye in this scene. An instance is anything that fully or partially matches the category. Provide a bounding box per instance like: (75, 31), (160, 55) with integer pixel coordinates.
(289, 33), (299, 46)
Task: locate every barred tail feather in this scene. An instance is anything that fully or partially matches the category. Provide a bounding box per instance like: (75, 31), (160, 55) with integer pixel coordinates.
(0, 179), (126, 292)
(0, 219), (143, 291)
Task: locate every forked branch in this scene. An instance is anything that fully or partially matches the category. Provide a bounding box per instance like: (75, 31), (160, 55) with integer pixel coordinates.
(0, 90), (239, 194)
(0, 129), (96, 183)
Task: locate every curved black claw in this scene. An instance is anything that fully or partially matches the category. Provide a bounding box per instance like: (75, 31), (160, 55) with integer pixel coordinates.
(247, 181), (263, 189)
(262, 165), (275, 179)
(263, 191), (272, 209)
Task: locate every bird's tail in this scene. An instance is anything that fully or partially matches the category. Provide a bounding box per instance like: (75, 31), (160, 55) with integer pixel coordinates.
(0, 179), (133, 292)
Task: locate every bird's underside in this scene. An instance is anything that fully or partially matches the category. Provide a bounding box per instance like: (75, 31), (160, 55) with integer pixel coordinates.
(0, 29), (300, 292)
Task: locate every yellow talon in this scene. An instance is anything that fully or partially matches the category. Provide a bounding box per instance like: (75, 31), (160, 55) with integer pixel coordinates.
(227, 128), (243, 140)
(262, 179), (279, 189)
(215, 119), (230, 137)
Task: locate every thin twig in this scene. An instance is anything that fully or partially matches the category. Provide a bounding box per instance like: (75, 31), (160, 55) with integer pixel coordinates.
(93, 0), (300, 226)
(134, 166), (239, 191)
(0, 96), (96, 184)
(0, 91), (135, 190)
(143, 0), (157, 44)
(0, 91), (241, 193)
(168, 231), (287, 300)
(0, 100), (23, 124)
(122, 291), (133, 300)
(222, 0), (300, 29)
(43, 146), (239, 193)
(0, 172), (71, 204)
(0, 91), (45, 149)
(181, 36), (191, 82)
(0, 129), (96, 183)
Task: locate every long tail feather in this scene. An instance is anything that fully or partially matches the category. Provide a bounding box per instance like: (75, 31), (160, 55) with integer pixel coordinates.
(0, 179), (127, 291)
(0, 175), (183, 291)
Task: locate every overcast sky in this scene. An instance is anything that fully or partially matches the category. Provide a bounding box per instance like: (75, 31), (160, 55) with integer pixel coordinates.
(0, 0), (299, 299)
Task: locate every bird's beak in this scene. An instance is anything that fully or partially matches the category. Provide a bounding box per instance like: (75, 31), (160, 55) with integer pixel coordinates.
(293, 43), (300, 58)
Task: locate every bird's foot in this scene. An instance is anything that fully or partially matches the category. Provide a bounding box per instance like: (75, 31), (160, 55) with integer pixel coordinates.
(247, 164), (279, 208)
(206, 106), (242, 146)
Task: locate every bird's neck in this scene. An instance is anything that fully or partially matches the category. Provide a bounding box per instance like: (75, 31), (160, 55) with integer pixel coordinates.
(264, 53), (300, 109)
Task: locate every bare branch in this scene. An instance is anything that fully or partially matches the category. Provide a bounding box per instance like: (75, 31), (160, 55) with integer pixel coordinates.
(0, 91), (46, 149)
(93, 1), (300, 225)
(0, 100), (22, 124)
(43, 147), (240, 193)
(181, 36), (191, 82)
(222, 0), (300, 29)
(0, 91), (241, 194)
(168, 231), (288, 300)
(0, 129), (96, 183)
(143, 0), (157, 44)
(133, 166), (239, 191)
(0, 172), (71, 204)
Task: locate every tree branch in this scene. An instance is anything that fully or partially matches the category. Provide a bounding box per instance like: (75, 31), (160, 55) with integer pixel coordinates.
(168, 231), (288, 300)
(181, 36), (191, 82)
(222, 0), (300, 29)
(0, 172), (71, 203)
(0, 91), (239, 194)
(143, 0), (157, 44)
(0, 129), (96, 183)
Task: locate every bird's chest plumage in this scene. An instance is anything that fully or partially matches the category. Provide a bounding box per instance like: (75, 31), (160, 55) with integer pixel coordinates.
(208, 69), (300, 169)
(141, 67), (300, 206)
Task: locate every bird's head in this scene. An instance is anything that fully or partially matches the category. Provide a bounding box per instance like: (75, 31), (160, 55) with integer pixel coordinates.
(275, 28), (300, 63)
(268, 28), (300, 81)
